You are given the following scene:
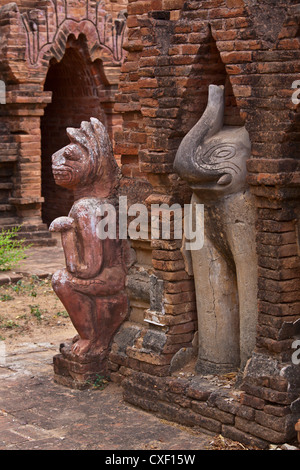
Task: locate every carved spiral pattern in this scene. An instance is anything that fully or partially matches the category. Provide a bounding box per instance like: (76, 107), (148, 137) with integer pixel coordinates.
(194, 143), (241, 174)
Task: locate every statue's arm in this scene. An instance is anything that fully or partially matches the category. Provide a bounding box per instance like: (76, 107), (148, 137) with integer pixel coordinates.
(49, 217), (80, 273)
(75, 208), (103, 278)
(49, 212), (103, 278)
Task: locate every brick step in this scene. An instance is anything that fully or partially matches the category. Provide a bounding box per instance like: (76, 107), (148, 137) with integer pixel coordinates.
(1, 223), (49, 232)
(22, 237), (57, 247)
(17, 230), (52, 240)
(0, 223), (57, 247)
(0, 217), (20, 226)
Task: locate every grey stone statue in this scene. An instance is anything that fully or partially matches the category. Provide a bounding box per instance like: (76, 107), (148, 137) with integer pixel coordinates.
(174, 84), (258, 375)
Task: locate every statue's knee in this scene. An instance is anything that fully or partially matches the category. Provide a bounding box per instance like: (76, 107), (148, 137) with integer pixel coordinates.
(52, 269), (70, 294)
(52, 270), (62, 293)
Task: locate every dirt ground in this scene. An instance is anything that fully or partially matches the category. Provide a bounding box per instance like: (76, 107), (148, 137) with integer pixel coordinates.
(0, 275), (76, 353)
(0, 275), (234, 450)
(0, 274), (252, 451)
(0, 273), (296, 450)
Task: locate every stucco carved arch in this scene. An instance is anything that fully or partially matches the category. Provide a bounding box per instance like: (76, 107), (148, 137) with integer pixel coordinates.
(0, 1), (127, 86)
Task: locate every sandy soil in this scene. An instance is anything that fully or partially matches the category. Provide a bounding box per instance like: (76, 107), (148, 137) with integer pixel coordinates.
(0, 275), (284, 450)
(0, 275), (76, 352)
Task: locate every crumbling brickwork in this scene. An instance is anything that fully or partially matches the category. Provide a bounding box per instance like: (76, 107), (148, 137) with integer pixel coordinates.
(107, 0), (300, 447)
(0, 0), (299, 448)
(0, 0), (127, 241)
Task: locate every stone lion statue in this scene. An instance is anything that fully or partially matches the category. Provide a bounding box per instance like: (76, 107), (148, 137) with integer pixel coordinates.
(49, 118), (128, 364)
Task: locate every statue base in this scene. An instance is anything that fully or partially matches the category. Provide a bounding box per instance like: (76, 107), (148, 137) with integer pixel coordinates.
(195, 357), (239, 376)
(53, 341), (108, 390)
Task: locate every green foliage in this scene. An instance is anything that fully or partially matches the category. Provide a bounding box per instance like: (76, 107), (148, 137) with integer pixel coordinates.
(0, 316), (19, 329)
(0, 227), (29, 272)
(56, 310), (68, 318)
(10, 279), (23, 293)
(9, 277), (44, 296)
(0, 294), (14, 302)
(29, 304), (43, 321)
(86, 374), (109, 390)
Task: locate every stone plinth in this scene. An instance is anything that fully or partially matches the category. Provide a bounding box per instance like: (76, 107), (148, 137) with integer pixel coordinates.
(121, 365), (299, 449)
(53, 342), (108, 390)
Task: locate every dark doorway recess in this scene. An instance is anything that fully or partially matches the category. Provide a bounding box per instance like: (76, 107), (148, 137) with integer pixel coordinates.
(41, 34), (108, 226)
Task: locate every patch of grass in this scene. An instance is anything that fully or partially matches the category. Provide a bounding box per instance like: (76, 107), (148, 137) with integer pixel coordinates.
(0, 294), (14, 302)
(0, 227), (30, 271)
(0, 275), (72, 340)
(10, 280), (23, 293)
(8, 277), (49, 297)
(56, 310), (68, 318)
(29, 304), (44, 321)
(0, 316), (19, 329)
(86, 374), (109, 390)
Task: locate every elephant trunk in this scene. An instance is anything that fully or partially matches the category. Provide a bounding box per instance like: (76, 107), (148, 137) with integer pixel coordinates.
(173, 85), (225, 181)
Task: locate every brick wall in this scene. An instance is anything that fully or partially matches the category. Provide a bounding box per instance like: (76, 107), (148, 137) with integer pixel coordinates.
(0, 0), (127, 228)
(108, 0), (300, 446)
(0, 0), (299, 447)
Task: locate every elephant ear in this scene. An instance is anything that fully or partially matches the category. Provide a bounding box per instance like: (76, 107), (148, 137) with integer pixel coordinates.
(173, 85), (225, 181)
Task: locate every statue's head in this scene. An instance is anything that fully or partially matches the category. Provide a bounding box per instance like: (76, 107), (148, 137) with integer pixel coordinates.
(174, 85), (251, 203)
(52, 118), (119, 196)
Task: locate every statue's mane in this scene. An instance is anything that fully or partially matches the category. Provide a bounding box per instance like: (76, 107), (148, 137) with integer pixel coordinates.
(66, 117), (120, 190)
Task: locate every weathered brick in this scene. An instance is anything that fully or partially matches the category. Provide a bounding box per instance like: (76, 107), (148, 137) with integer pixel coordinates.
(4, 0), (300, 447)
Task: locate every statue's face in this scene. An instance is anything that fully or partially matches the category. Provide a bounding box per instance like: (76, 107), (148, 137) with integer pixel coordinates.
(52, 143), (89, 189)
(188, 127), (251, 202)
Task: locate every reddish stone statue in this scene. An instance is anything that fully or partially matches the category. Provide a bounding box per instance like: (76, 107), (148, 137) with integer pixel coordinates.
(50, 118), (128, 383)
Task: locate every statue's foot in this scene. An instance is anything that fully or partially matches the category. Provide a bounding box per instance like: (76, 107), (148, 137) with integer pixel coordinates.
(71, 339), (92, 356)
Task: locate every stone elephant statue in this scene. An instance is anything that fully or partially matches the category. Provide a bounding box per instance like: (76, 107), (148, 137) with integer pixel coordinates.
(174, 85), (258, 375)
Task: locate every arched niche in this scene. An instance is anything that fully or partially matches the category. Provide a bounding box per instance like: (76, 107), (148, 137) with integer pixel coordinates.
(178, 24), (245, 139)
(41, 34), (112, 226)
